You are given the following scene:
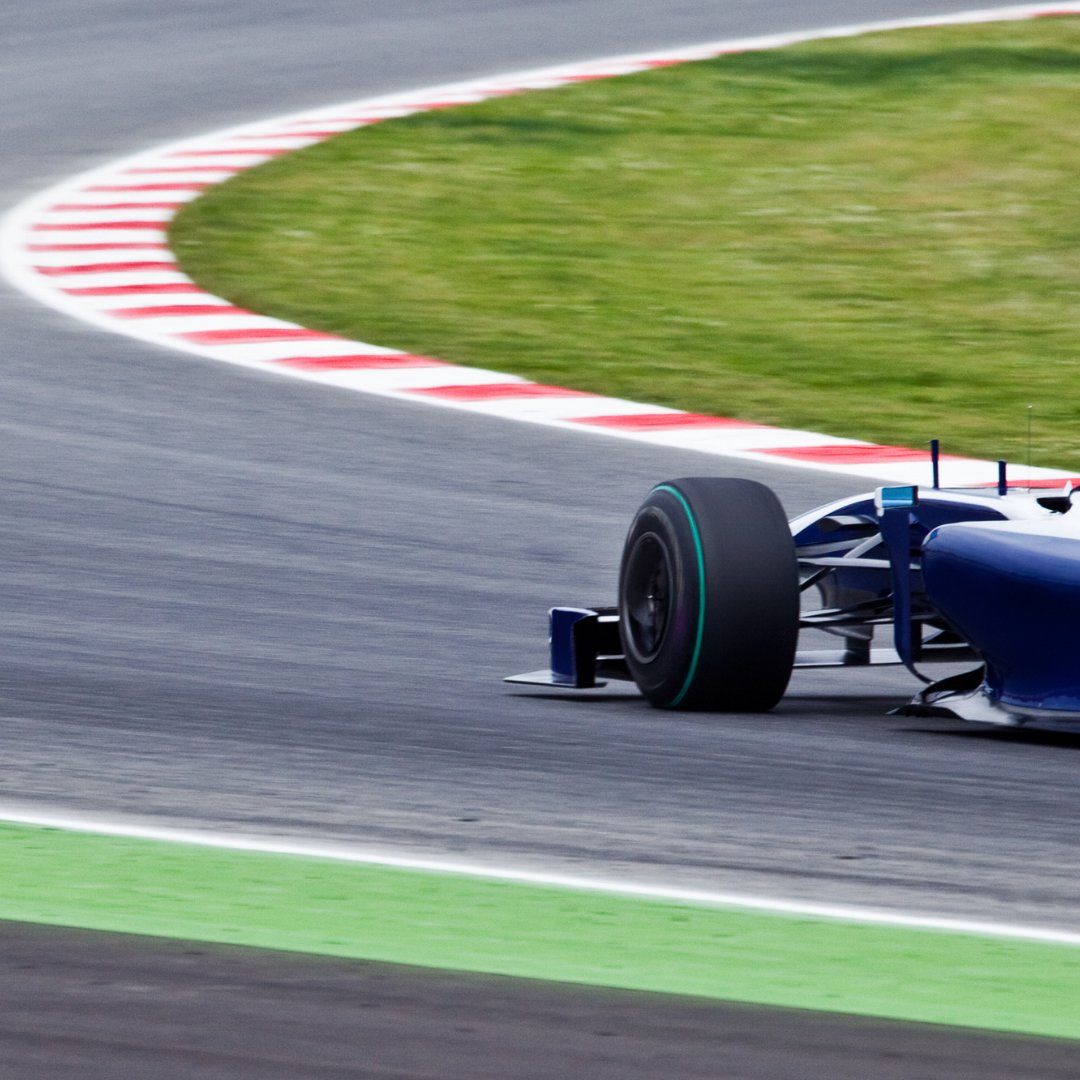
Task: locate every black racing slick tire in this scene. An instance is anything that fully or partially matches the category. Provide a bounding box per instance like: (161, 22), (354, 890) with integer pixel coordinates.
(618, 477), (799, 711)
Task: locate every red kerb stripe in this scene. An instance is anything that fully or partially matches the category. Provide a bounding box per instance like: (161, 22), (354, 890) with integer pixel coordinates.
(87, 183), (211, 192)
(968, 477), (1080, 489)
(231, 130), (344, 139)
(107, 304), (250, 319)
(124, 166), (240, 174)
(177, 328), (341, 344)
(60, 283), (203, 296)
(27, 243), (168, 252)
(572, 412), (762, 430)
(410, 383), (596, 401)
(755, 444), (940, 464)
(168, 148), (288, 158)
(296, 116), (388, 125)
(34, 260), (178, 276)
(31, 221), (169, 232)
(50, 202), (183, 211)
(414, 101), (479, 111)
(277, 354), (446, 370)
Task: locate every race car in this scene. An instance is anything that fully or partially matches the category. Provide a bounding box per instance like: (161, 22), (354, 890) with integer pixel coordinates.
(507, 461), (1080, 730)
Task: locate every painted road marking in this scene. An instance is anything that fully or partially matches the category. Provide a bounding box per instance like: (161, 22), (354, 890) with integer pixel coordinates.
(1, 817), (1079, 1038)
(4, 5), (1080, 488)
(4, 13), (1080, 1029)
(0, 805), (1076, 946)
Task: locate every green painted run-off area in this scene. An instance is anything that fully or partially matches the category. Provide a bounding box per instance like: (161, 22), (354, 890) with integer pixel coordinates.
(3, 823), (1079, 1040)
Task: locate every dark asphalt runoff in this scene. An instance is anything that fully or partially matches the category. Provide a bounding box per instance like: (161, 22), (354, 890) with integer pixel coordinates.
(3, 1), (1080, 1076)
(3, 922), (1079, 1080)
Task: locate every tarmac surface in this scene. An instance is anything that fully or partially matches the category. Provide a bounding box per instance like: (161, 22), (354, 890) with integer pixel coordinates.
(3, 921), (1079, 1080)
(2, 1), (1079, 1076)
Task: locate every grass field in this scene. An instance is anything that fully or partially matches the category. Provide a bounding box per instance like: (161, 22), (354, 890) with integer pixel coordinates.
(172, 18), (1080, 470)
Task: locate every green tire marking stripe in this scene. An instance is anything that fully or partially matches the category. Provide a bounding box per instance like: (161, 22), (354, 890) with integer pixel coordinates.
(655, 484), (706, 708)
(3, 822), (1080, 1039)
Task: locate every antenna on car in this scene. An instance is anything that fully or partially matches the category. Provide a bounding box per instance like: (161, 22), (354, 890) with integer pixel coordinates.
(929, 439), (940, 489)
(1027, 404), (1033, 489)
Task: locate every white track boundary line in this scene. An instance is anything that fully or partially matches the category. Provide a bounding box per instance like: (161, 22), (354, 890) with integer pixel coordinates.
(5, 9), (1080, 949)
(3, 806), (1080, 946)
(4, 5), (1080, 486)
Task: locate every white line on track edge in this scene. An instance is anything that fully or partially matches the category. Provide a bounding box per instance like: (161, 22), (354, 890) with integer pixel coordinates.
(3, 5), (1080, 485)
(5, 6), (1080, 950)
(2, 806), (1079, 947)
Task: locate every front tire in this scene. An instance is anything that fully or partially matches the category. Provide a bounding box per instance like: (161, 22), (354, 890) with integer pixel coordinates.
(618, 477), (798, 711)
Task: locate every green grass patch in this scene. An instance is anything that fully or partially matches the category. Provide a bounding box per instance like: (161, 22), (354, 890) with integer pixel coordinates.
(173, 19), (1080, 470)
(3, 822), (1080, 1038)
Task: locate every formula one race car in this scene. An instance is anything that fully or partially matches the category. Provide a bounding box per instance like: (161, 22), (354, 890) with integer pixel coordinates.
(507, 461), (1080, 730)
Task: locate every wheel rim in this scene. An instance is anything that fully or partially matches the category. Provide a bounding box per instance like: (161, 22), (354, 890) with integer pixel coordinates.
(623, 531), (673, 662)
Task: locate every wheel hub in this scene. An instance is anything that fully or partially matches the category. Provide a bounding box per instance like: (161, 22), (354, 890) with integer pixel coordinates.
(623, 531), (672, 662)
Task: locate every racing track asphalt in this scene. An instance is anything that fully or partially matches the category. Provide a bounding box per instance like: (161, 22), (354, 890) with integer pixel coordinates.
(3, 2), (1080, 1076)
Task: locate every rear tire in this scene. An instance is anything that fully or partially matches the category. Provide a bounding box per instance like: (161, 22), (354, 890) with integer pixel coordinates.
(618, 478), (798, 711)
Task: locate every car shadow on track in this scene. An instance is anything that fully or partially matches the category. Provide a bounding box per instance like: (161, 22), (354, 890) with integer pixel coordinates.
(899, 724), (1080, 751)
(508, 688), (1080, 748)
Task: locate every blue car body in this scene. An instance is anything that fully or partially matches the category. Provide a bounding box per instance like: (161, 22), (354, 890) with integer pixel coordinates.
(509, 476), (1080, 731)
(921, 514), (1080, 724)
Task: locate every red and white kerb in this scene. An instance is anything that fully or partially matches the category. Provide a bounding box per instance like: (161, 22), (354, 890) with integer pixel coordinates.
(4, 4), (1080, 488)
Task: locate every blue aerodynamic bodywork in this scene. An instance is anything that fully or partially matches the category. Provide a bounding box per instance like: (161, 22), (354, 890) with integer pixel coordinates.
(921, 516), (1080, 722)
(508, 470), (1080, 731)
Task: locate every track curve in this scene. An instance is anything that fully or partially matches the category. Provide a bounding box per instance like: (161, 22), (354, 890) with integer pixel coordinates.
(3, 0), (1080, 949)
(13, 8), (1078, 490)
